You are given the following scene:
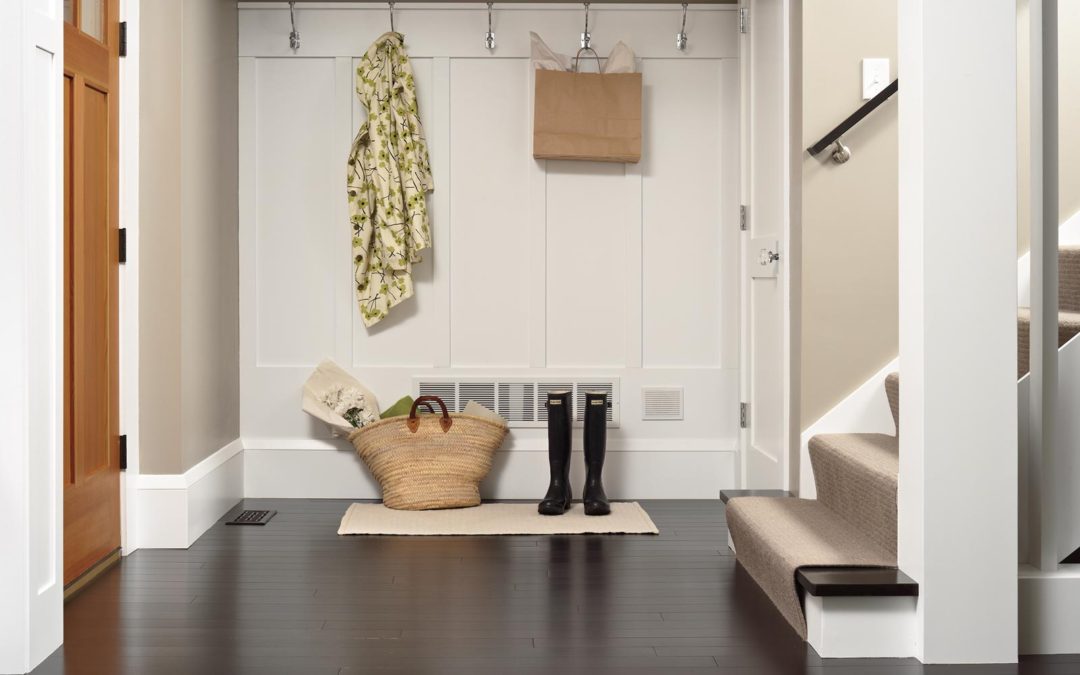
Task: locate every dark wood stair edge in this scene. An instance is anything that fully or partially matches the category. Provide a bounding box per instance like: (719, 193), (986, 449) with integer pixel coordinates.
(719, 489), (793, 504)
(796, 567), (919, 597)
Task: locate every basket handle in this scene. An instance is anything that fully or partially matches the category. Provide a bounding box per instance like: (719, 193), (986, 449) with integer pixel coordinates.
(407, 395), (453, 434)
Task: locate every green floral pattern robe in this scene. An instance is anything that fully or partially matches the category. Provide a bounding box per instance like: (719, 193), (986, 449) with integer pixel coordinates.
(347, 32), (433, 327)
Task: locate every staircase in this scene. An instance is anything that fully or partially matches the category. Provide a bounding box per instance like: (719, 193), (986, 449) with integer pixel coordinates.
(728, 245), (1080, 644)
(725, 373), (901, 639)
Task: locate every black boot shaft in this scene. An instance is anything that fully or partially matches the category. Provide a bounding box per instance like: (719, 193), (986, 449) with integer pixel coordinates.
(538, 390), (573, 515)
(583, 391), (611, 516)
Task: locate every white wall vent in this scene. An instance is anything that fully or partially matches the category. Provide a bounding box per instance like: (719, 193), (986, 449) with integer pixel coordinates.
(576, 382), (616, 423)
(642, 386), (684, 421)
(412, 377), (620, 428)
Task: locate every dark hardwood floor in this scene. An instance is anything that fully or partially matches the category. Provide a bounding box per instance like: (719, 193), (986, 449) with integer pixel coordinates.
(33, 499), (1079, 675)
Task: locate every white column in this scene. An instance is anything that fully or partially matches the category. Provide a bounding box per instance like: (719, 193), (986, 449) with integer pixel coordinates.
(898, 0), (1018, 664)
(0, 0), (65, 672)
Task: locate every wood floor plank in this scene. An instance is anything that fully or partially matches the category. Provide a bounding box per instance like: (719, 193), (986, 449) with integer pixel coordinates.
(31, 498), (1066, 674)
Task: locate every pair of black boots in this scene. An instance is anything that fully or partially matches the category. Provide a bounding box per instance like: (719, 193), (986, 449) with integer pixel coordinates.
(538, 391), (610, 516)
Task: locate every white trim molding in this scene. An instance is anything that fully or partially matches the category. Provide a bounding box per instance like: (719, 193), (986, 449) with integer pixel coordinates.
(136, 439), (244, 549)
(1019, 564), (1080, 655)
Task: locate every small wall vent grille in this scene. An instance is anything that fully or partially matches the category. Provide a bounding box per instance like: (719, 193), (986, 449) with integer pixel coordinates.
(412, 377), (620, 428)
(642, 386), (684, 421)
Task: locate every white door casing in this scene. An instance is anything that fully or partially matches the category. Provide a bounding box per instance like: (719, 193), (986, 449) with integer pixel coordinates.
(740, 0), (791, 490)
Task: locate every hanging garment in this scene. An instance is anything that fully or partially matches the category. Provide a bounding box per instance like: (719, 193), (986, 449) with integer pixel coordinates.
(347, 32), (433, 327)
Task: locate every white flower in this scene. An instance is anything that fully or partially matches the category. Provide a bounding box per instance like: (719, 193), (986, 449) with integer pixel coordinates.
(322, 386), (377, 428)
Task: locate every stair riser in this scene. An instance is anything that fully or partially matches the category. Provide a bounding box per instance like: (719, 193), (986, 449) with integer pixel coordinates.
(809, 445), (898, 557)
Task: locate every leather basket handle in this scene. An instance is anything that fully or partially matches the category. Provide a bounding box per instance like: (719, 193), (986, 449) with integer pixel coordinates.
(407, 395), (453, 433)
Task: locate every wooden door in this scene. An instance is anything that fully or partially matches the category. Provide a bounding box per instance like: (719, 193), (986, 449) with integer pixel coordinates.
(63, 0), (121, 586)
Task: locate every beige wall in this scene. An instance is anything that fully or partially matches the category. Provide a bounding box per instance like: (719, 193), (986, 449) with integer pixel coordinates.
(140, 0), (239, 474)
(800, 0), (899, 428)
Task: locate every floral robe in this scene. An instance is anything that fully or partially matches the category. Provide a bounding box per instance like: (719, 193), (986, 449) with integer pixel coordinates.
(347, 32), (433, 327)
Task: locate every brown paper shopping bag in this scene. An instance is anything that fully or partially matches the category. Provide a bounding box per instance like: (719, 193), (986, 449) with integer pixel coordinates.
(533, 68), (642, 164)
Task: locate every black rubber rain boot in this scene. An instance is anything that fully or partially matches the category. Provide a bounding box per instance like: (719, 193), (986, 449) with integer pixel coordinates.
(582, 391), (611, 516)
(538, 391), (573, 515)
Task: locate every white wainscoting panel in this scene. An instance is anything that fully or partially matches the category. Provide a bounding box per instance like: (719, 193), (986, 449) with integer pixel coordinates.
(642, 58), (724, 368)
(239, 5), (741, 499)
(254, 58), (340, 367)
(546, 160), (629, 367)
(449, 58), (533, 367)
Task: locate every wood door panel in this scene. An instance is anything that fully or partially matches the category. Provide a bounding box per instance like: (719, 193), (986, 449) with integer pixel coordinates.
(74, 84), (111, 478)
(64, 0), (121, 586)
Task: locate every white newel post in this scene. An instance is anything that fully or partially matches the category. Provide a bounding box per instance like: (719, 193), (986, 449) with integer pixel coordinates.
(897, 0), (1019, 664)
(0, 0), (65, 673)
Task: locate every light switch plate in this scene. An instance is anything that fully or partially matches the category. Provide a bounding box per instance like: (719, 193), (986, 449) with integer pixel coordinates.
(862, 58), (890, 100)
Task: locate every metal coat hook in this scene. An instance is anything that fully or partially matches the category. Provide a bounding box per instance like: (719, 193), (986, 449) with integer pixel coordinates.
(485, 2), (496, 50)
(676, 3), (688, 50)
(288, 1), (300, 51)
(389, 1), (395, 33)
(581, 2), (591, 49)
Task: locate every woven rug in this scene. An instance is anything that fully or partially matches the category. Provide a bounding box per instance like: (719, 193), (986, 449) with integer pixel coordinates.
(337, 502), (659, 536)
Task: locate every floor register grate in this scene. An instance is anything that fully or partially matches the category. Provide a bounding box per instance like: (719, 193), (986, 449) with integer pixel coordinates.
(226, 509), (277, 526)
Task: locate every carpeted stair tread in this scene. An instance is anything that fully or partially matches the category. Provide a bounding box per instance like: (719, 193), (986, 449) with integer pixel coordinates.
(808, 433), (899, 556)
(884, 372), (900, 435)
(725, 497), (896, 638)
(1016, 307), (1080, 378)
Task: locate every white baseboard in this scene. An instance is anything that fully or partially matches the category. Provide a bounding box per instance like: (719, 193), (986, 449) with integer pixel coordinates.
(244, 445), (737, 499)
(136, 439), (244, 549)
(799, 358), (899, 498)
(1019, 564), (1080, 654)
(805, 594), (917, 658)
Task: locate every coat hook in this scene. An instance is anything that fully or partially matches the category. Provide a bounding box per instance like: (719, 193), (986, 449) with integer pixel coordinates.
(389, 1), (395, 33)
(485, 2), (496, 50)
(581, 2), (591, 49)
(676, 3), (688, 50)
(288, 1), (300, 51)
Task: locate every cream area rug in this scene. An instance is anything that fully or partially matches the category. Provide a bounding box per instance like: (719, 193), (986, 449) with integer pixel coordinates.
(337, 502), (659, 536)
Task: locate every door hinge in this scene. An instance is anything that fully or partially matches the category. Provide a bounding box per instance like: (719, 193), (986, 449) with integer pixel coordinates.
(740, 402), (749, 429)
(738, 8), (749, 34)
(119, 21), (128, 57)
(118, 228), (127, 264)
(739, 205), (748, 231)
(119, 434), (128, 470)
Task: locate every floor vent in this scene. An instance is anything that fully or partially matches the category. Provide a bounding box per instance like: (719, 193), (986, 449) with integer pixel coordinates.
(642, 386), (684, 421)
(226, 510), (277, 526)
(413, 377), (620, 428)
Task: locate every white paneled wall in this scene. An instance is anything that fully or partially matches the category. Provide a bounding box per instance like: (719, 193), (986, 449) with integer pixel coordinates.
(239, 4), (741, 498)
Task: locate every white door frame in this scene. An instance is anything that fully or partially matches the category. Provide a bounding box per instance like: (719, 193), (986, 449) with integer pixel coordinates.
(118, 0), (141, 558)
(737, 0), (797, 491)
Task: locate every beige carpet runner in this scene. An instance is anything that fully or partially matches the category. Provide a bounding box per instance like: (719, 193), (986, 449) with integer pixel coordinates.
(338, 502), (659, 536)
(726, 372), (901, 638)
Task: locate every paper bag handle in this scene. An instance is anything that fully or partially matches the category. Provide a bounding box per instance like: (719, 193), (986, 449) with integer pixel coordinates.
(573, 47), (602, 73)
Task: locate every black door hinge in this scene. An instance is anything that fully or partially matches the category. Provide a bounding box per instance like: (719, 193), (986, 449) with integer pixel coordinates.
(119, 22), (128, 57)
(118, 228), (127, 264)
(119, 434), (128, 470)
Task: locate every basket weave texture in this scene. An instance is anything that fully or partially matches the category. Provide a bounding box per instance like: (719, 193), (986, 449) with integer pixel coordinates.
(348, 396), (508, 510)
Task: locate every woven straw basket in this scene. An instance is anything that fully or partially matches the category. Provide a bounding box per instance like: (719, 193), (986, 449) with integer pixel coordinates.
(348, 396), (508, 510)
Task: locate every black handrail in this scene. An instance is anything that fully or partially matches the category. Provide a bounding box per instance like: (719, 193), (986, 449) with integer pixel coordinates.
(807, 79), (899, 157)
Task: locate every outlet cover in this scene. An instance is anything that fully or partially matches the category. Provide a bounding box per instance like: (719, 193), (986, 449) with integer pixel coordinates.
(862, 58), (890, 100)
